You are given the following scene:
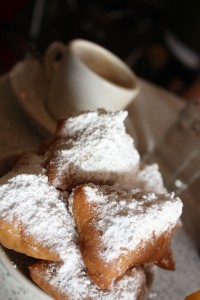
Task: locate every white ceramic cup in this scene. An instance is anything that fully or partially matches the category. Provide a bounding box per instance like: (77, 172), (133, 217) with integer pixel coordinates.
(44, 39), (140, 119)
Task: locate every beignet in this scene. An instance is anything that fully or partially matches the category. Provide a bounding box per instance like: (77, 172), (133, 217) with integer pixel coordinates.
(44, 109), (140, 190)
(0, 152), (76, 261)
(72, 184), (182, 289)
(29, 260), (148, 300)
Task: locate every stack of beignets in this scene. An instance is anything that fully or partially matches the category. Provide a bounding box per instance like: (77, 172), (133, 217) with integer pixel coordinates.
(0, 109), (183, 300)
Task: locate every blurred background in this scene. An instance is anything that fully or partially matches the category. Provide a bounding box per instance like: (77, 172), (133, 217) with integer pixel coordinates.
(1, 0), (200, 97)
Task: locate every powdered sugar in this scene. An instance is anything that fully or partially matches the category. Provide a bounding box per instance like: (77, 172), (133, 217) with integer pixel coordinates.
(84, 185), (183, 262)
(0, 109), (183, 299)
(59, 110), (128, 137)
(0, 153), (146, 299)
(0, 173), (76, 259)
(135, 163), (167, 193)
(47, 110), (140, 189)
(40, 259), (145, 300)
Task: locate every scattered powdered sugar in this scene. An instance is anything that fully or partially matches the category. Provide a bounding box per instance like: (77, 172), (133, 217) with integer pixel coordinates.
(0, 174), (76, 259)
(47, 110), (140, 188)
(84, 185), (183, 262)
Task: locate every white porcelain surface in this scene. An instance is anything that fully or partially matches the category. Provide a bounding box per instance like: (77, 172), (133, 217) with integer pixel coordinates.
(0, 60), (199, 299)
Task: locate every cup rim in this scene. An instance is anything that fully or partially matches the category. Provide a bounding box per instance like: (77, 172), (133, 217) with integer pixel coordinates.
(68, 39), (140, 94)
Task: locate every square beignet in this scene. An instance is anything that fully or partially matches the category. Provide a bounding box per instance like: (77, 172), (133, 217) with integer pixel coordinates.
(29, 260), (149, 300)
(0, 152), (76, 261)
(72, 184), (182, 289)
(44, 109), (139, 190)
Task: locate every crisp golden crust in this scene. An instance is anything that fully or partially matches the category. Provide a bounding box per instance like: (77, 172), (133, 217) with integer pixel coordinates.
(29, 261), (68, 300)
(72, 184), (180, 289)
(0, 218), (60, 261)
(79, 220), (175, 289)
(156, 246), (175, 270)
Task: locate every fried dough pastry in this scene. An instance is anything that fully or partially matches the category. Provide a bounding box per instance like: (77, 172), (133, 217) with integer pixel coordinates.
(44, 109), (140, 190)
(29, 260), (148, 300)
(0, 151), (45, 184)
(0, 152), (76, 261)
(72, 184), (182, 289)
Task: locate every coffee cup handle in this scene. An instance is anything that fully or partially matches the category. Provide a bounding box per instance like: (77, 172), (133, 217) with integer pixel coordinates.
(44, 41), (66, 81)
